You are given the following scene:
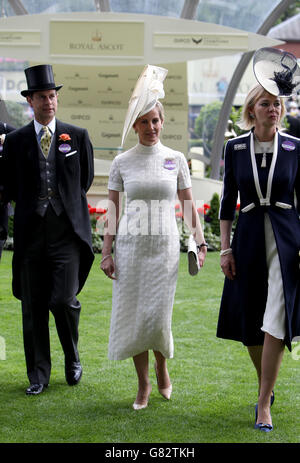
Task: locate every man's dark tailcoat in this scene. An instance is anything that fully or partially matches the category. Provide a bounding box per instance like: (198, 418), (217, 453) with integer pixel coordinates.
(2, 119), (94, 385)
(3, 119), (94, 298)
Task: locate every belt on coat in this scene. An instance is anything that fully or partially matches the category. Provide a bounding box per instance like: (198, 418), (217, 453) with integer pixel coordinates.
(241, 199), (292, 213)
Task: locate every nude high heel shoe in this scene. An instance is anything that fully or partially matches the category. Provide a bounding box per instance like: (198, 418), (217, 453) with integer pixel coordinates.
(132, 385), (152, 410)
(154, 363), (172, 400)
(133, 402), (148, 410)
(158, 383), (172, 400)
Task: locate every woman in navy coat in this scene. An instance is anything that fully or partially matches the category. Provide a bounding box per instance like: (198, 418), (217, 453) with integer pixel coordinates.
(217, 48), (300, 432)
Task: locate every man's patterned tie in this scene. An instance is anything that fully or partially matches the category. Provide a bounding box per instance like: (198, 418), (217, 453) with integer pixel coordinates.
(40, 126), (51, 158)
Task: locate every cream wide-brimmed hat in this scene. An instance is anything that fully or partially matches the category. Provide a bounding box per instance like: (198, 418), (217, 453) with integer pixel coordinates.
(121, 64), (168, 146)
(253, 47), (300, 97)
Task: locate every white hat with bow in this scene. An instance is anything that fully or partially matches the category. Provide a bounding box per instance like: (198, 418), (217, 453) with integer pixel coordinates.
(121, 64), (168, 146)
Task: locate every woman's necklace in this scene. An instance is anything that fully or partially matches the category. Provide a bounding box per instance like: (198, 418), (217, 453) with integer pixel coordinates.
(254, 135), (274, 168)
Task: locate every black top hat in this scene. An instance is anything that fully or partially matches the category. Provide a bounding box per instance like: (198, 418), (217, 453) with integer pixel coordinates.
(253, 47), (300, 97)
(21, 64), (63, 97)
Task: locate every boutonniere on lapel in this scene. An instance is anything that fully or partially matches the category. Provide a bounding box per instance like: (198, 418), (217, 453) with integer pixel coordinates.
(58, 133), (72, 154)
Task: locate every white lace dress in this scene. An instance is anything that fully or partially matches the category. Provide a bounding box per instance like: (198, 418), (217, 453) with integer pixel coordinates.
(107, 141), (191, 360)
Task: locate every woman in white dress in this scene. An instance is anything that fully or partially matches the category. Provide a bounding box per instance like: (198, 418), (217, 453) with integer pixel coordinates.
(218, 48), (300, 432)
(101, 66), (207, 410)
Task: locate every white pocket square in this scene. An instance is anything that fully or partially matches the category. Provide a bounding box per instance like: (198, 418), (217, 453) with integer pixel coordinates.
(188, 235), (200, 276)
(65, 150), (77, 157)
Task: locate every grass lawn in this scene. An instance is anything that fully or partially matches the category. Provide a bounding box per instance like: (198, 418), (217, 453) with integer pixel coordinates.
(0, 249), (299, 444)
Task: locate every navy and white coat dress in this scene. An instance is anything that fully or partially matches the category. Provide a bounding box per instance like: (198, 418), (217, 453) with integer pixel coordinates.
(217, 129), (300, 351)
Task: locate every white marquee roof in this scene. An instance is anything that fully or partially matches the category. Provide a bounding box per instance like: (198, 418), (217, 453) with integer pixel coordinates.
(268, 13), (300, 40)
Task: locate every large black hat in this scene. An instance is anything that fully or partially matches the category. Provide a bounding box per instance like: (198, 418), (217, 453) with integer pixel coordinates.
(21, 64), (63, 97)
(253, 47), (300, 97)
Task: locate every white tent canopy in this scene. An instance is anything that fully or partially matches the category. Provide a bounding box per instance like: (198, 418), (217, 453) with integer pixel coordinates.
(0, 12), (282, 66)
(268, 13), (300, 40)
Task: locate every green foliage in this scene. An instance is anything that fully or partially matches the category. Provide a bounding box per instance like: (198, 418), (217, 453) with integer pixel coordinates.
(193, 103), (245, 169)
(283, 116), (291, 132)
(275, 2), (300, 25)
(176, 192), (222, 251)
(194, 101), (223, 157)
(203, 224), (221, 251)
(205, 193), (220, 237)
(91, 230), (103, 253)
(229, 106), (244, 137)
(88, 215), (104, 253)
(4, 102), (31, 129)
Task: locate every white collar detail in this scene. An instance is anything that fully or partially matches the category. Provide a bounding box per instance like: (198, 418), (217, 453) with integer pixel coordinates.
(250, 131), (278, 206)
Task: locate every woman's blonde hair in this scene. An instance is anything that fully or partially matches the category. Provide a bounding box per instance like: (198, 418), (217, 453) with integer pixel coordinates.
(239, 83), (286, 130)
(134, 101), (165, 126)
(155, 100), (165, 121)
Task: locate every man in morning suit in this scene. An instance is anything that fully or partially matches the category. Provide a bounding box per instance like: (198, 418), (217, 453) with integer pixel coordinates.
(2, 65), (94, 395)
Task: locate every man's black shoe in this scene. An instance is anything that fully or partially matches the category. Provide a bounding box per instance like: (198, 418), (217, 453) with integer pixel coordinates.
(65, 361), (82, 386)
(26, 383), (48, 395)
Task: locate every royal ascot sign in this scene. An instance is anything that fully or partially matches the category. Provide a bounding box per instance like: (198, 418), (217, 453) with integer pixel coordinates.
(50, 20), (144, 58)
(0, 12), (282, 65)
